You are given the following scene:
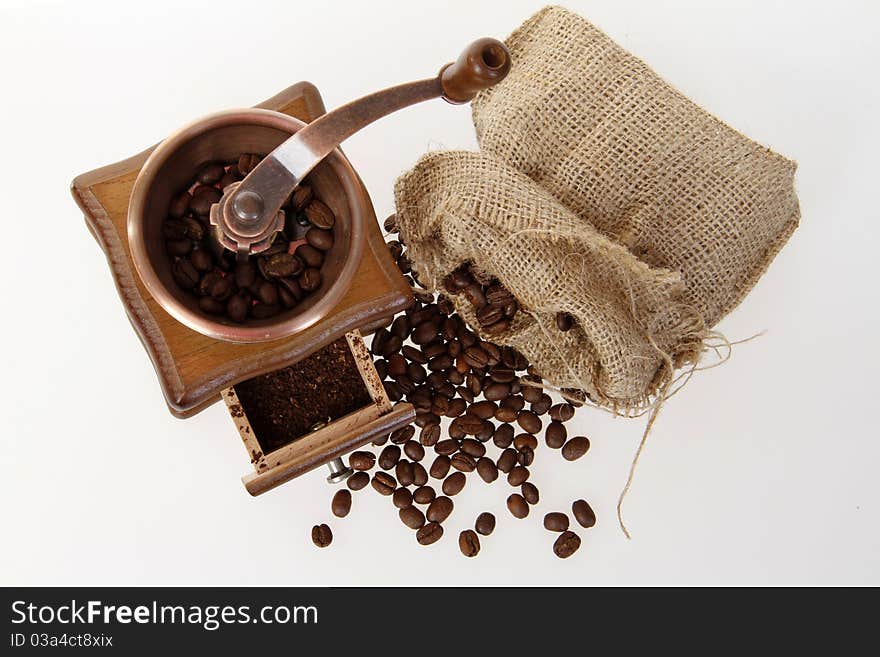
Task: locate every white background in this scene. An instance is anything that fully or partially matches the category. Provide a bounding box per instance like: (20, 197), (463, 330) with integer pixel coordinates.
(0, 0), (877, 586)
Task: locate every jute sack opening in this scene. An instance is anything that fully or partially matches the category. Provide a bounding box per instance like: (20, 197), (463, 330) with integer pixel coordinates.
(394, 5), (799, 413)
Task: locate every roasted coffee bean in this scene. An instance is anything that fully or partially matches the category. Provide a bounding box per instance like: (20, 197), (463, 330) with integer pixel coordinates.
(562, 436), (590, 461)
(497, 448), (517, 473)
(476, 457), (498, 483)
(521, 382), (544, 404)
(555, 311), (574, 332)
(422, 342), (446, 361)
(399, 505), (425, 530)
(446, 398), (467, 417)
(514, 433), (538, 451)
(484, 382), (510, 401)
(462, 284), (487, 309)
(507, 493), (529, 519)
(263, 253), (304, 278)
(412, 462), (428, 486)
(450, 453), (476, 473)
(517, 410), (542, 434)
(347, 471), (369, 491)
(429, 455), (451, 479)
(197, 161), (225, 184)
(502, 395), (525, 413)
(378, 445), (401, 470)
(311, 524), (332, 548)
(404, 440), (425, 462)
(521, 482), (540, 505)
(483, 319), (511, 335)
(457, 386), (475, 404)
(172, 258), (200, 290)
(516, 446), (534, 467)
(197, 270), (222, 297)
(295, 243), (324, 268)
(233, 260), (257, 288)
(416, 521), (443, 545)
(371, 471), (396, 495)
(507, 466), (530, 486)
(549, 403), (575, 422)
(256, 280), (278, 305)
(390, 425), (415, 444)
(199, 296), (225, 314)
(489, 368), (516, 384)
(387, 353), (407, 378)
(442, 471), (466, 496)
(544, 512), (569, 532)
(226, 294), (249, 323)
(531, 394), (553, 415)
(305, 227), (333, 251)
(278, 285), (298, 308)
(251, 302), (279, 319)
(460, 438), (486, 459)
(475, 512), (496, 536)
(372, 434), (390, 447)
(384, 381), (403, 401)
(402, 345), (427, 364)
(383, 214), (399, 233)
(393, 486), (413, 509)
(387, 240), (404, 260)
(495, 407), (520, 428)
(190, 248), (213, 272)
(434, 439), (459, 457)
(428, 354), (453, 372)
(166, 238), (192, 256)
(426, 496), (453, 523)
(413, 485), (435, 505)
(553, 531), (581, 558)
(485, 284), (514, 306)
(397, 253), (411, 273)
(290, 185), (313, 212)
(458, 529), (481, 557)
(492, 423), (515, 448)
(349, 451), (376, 471)
(237, 153), (261, 175)
(304, 199), (335, 229)
(545, 421), (567, 449)
(396, 460), (415, 487)
(476, 304), (504, 327)
(420, 424), (441, 447)
(412, 321), (439, 345)
(190, 186), (222, 215)
(475, 421), (494, 442)
(332, 489), (352, 518)
(468, 400), (496, 420)
(572, 499), (596, 528)
(463, 346), (489, 369)
(481, 341), (502, 366)
(168, 191), (191, 218)
(455, 414), (481, 436)
(466, 373), (483, 396)
(414, 412), (440, 428)
(390, 315), (410, 339)
(300, 268), (322, 292)
(219, 170), (240, 188)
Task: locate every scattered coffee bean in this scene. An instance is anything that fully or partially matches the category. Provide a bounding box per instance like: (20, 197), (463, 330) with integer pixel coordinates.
(371, 472), (396, 496)
(442, 471), (466, 496)
(459, 529), (481, 557)
(426, 496), (454, 523)
(378, 445), (401, 470)
(507, 466), (530, 486)
(555, 311), (574, 332)
(476, 457), (499, 483)
(347, 471), (369, 491)
(572, 499), (596, 528)
(517, 410), (542, 434)
(513, 433), (538, 451)
(349, 451), (376, 471)
(331, 489), (352, 518)
(497, 448), (517, 474)
(413, 486), (436, 505)
(416, 522), (444, 546)
(475, 512), (496, 536)
(396, 460), (415, 487)
(521, 482), (540, 505)
(411, 462), (428, 487)
(390, 425), (415, 444)
(429, 455), (451, 479)
(553, 530), (581, 558)
(400, 505), (426, 530)
(507, 493), (529, 519)
(393, 487), (413, 509)
(545, 421), (567, 449)
(561, 436), (591, 461)
(543, 512), (569, 532)
(311, 524), (332, 548)
(404, 440), (425, 462)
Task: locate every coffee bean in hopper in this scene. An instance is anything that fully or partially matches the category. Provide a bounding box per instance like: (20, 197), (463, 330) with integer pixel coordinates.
(311, 524), (333, 548)
(572, 499), (597, 528)
(458, 529), (481, 557)
(331, 489), (352, 518)
(552, 531), (581, 559)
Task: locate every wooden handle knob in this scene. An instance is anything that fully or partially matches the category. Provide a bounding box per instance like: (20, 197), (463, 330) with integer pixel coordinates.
(439, 37), (511, 104)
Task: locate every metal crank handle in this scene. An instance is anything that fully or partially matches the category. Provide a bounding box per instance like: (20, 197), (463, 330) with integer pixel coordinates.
(217, 37), (511, 254)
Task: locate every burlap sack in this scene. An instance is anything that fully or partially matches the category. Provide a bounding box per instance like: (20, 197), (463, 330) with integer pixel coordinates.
(394, 6), (799, 412)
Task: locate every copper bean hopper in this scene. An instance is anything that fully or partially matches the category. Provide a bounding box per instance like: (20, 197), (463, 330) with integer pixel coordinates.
(72, 39), (511, 495)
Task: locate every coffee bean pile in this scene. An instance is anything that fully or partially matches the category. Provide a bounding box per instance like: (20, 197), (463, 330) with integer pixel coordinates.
(311, 215), (597, 559)
(163, 153), (334, 323)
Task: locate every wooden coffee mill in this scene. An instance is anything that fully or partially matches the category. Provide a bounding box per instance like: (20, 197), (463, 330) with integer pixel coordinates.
(71, 38), (511, 495)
